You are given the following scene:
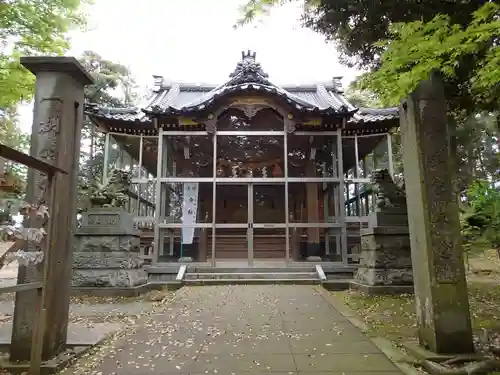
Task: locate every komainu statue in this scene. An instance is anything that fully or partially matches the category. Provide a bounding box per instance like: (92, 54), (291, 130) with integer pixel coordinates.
(84, 169), (132, 209)
(370, 168), (407, 210)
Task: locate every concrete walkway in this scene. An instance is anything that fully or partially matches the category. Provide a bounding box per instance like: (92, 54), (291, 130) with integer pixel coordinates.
(62, 285), (403, 375)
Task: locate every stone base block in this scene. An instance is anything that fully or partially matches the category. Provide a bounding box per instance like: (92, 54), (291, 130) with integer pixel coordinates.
(178, 257), (193, 263)
(73, 252), (143, 269)
(72, 269), (148, 288)
(370, 211), (408, 227)
(74, 235), (140, 253)
(349, 281), (414, 295)
(358, 247), (412, 269)
(354, 266), (413, 286)
(78, 208), (140, 236)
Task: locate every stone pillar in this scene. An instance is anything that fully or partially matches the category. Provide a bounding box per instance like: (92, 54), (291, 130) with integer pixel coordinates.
(72, 208), (148, 294)
(400, 72), (473, 354)
(353, 170), (413, 294)
(10, 57), (94, 361)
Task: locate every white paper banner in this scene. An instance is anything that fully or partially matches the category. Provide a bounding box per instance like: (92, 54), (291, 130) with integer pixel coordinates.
(181, 182), (199, 244)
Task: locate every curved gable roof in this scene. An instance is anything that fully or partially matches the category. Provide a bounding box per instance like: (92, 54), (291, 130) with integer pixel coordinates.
(87, 51), (398, 126)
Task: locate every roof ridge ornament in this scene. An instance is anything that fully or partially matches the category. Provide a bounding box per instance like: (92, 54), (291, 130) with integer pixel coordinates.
(228, 50), (270, 85)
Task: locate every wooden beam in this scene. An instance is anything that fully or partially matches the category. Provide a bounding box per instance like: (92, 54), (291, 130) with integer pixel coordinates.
(0, 144), (67, 176)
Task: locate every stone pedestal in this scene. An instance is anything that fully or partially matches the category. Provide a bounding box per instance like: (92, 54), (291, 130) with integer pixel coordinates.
(72, 209), (147, 293)
(353, 176), (414, 295)
(353, 223), (413, 294)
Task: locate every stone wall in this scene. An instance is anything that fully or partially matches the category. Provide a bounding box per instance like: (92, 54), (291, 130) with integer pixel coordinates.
(72, 208), (147, 290)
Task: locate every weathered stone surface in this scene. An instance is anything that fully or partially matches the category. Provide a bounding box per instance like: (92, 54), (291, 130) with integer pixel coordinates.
(73, 252), (143, 269)
(361, 234), (410, 251)
(355, 176), (413, 291)
(77, 208), (140, 236)
(72, 209), (146, 291)
(75, 235), (139, 253)
(119, 235), (140, 252)
(11, 57), (94, 362)
(359, 247), (412, 269)
(72, 269), (148, 288)
(370, 212), (408, 227)
(76, 236), (118, 252)
(355, 267), (413, 286)
(400, 71), (473, 353)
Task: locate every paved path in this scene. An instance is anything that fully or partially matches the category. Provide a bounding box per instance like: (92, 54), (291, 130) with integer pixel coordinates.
(63, 285), (402, 375)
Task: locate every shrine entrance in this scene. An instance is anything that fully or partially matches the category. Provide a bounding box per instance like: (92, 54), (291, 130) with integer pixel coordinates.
(212, 113), (287, 265)
(214, 182), (286, 265)
(97, 51), (399, 268)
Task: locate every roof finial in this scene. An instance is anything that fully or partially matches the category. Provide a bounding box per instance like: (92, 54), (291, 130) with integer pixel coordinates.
(229, 50), (269, 84)
(241, 50), (256, 61)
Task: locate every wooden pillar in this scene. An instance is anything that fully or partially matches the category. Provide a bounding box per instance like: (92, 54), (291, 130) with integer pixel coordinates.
(306, 161), (320, 255)
(400, 71), (473, 354)
(11, 57), (93, 361)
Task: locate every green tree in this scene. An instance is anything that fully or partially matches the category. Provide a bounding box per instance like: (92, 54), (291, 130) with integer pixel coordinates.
(344, 89), (382, 109)
(355, 3), (500, 113)
(462, 180), (500, 256)
(0, 108), (30, 201)
(0, 0), (90, 109)
(237, 1), (486, 66)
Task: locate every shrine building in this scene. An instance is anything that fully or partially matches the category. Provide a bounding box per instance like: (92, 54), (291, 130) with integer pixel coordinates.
(87, 51), (399, 266)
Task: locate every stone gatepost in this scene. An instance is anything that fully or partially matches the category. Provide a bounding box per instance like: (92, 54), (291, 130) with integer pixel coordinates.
(72, 208), (148, 295)
(352, 169), (413, 294)
(10, 57), (93, 362)
(400, 72), (473, 354)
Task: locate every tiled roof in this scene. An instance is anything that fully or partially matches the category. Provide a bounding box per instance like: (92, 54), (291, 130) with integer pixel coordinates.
(86, 105), (150, 123)
(87, 51), (398, 125)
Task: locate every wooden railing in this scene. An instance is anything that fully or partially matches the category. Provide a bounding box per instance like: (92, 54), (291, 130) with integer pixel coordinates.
(0, 143), (67, 375)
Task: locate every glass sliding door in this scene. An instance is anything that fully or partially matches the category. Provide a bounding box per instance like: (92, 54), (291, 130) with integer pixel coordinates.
(156, 130), (214, 263)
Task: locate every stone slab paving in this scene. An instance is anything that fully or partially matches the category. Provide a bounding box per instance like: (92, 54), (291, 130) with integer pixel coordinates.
(60, 285), (403, 375)
(0, 300), (152, 316)
(0, 322), (122, 346)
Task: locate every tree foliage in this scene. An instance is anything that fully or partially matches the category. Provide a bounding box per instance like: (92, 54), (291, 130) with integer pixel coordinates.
(0, 108), (30, 201)
(236, 0), (489, 67)
(462, 180), (500, 254)
(237, 1), (499, 113)
(355, 2), (500, 112)
(0, 0), (90, 109)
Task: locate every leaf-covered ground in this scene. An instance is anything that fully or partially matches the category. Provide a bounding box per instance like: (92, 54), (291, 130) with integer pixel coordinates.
(59, 285), (403, 375)
(335, 249), (500, 344)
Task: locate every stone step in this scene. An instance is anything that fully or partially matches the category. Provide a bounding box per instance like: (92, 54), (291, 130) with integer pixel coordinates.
(209, 244), (285, 248)
(187, 267), (315, 273)
(184, 278), (321, 286)
(184, 272), (318, 280)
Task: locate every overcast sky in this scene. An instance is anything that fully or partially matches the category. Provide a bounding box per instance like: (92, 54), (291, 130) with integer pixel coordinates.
(19, 0), (361, 132)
